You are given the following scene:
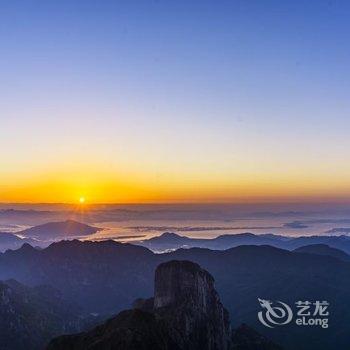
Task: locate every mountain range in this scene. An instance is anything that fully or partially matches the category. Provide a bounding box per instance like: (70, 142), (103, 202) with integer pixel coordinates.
(0, 220), (100, 251)
(0, 239), (349, 349)
(134, 231), (350, 254)
(293, 243), (350, 261)
(47, 260), (281, 350)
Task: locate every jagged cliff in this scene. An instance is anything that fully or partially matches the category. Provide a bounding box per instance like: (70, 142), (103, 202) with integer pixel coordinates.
(47, 260), (281, 350)
(154, 260), (231, 350)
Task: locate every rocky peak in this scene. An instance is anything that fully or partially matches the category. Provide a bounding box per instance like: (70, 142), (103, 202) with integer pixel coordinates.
(47, 260), (282, 350)
(154, 260), (231, 350)
(154, 260), (214, 309)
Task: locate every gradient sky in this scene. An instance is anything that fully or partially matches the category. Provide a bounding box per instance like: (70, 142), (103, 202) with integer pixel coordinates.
(1, 1), (350, 203)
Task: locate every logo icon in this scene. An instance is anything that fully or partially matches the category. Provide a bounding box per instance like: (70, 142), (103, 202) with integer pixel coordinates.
(258, 298), (293, 328)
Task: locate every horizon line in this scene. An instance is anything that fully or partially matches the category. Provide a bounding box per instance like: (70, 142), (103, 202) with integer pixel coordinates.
(2, 199), (350, 206)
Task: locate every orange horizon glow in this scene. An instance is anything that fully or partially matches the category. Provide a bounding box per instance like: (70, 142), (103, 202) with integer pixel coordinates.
(2, 152), (350, 204)
(2, 170), (350, 204)
(2, 2), (350, 207)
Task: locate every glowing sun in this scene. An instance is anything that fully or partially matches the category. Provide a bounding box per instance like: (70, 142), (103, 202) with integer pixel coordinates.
(79, 196), (86, 204)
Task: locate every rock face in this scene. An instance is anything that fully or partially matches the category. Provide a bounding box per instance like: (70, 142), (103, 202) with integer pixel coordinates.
(47, 260), (281, 350)
(154, 260), (231, 350)
(0, 279), (84, 350)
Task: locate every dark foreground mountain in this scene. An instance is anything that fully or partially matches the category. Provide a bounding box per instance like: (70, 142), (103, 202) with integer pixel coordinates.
(294, 243), (350, 261)
(0, 279), (87, 350)
(0, 240), (155, 313)
(135, 231), (350, 254)
(0, 240), (349, 349)
(48, 260), (281, 350)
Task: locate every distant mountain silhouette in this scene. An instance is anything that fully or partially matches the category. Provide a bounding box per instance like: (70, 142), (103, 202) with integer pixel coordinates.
(18, 220), (101, 240)
(0, 240), (349, 349)
(294, 244), (350, 261)
(136, 232), (286, 252)
(0, 220), (102, 251)
(48, 260), (281, 350)
(0, 232), (34, 252)
(135, 231), (350, 254)
(325, 227), (350, 234)
(283, 221), (308, 229)
(283, 234), (350, 253)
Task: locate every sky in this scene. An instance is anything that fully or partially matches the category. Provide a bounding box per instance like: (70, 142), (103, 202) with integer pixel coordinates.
(1, 0), (350, 203)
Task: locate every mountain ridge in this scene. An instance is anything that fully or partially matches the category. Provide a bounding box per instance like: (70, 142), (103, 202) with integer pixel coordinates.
(0, 239), (349, 349)
(47, 260), (281, 350)
(293, 243), (350, 261)
(135, 231), (350, 254)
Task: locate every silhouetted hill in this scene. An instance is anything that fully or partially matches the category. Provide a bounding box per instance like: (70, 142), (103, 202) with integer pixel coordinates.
(136, 232), (287, 251)
(135, 231), (350, 254)
(0, 220), (102, 251)
(18, 220), (101, 240)
(283, 235), (350, 253)
(0, 240), (348, 349)
(0, 240), (156, 314)
(294, 244), (350, 261)
(48, 260), (281, 350)
(0, 232), (35, 252)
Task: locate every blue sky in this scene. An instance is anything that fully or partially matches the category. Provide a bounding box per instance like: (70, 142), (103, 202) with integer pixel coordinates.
(1, 1), (350, 202)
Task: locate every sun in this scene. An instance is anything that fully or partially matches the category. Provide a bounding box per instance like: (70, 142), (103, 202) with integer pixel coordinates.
(79, 196), (86, 204)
